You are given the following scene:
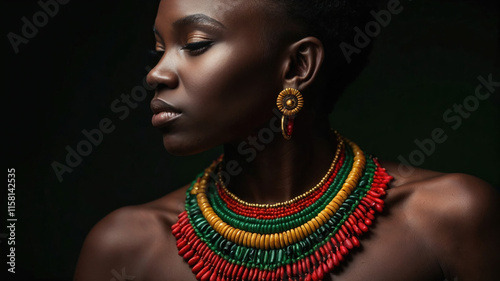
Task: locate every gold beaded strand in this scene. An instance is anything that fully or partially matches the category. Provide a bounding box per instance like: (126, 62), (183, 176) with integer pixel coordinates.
(191, 135), (366, 250)
(218, 133), (344, 208)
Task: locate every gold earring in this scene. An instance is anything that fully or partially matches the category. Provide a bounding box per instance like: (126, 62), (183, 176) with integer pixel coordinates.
(276, 88), (304, 140)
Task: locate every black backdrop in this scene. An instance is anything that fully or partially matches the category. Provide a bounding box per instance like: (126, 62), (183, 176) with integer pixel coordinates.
(2, 0), (499, 280)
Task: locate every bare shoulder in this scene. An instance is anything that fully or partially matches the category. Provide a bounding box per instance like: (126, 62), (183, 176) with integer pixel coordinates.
(74, 184), (191, 281)
(381, 161), (500, 280)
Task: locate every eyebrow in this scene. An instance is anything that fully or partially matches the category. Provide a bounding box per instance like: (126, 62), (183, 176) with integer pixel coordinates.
(153, 14), (226, 38)
(172, 13), (226, 29)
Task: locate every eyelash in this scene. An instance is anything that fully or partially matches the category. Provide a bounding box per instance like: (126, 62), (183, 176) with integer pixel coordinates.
(149, 40), (214, 63)
(181, 41), (214, 55)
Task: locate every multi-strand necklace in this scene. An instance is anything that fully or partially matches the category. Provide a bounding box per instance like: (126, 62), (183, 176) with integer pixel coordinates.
(172, 132), (393, 281)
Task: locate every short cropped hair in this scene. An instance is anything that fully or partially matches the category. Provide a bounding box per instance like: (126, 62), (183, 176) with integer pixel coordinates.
(275, 0), (380, 114)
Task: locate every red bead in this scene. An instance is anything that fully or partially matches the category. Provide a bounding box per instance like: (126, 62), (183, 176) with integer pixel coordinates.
(192, 259), (204, 273)
(298, 260), (304, 276)
(340, 245), (349, 256)
(321, 262), (328, 275)
(327, 256), (334, 270)
(332, 252), (340, 266)
(325, 241), (333, 252)
(201, 268), (212, 281)
(176, 239), (187, 250)
(300, 259), (307, 275)
(310, 254), (317, 266)
(338, 229), (347, 241)
(348, 216), (357, 227)
(317, 264), (324, 280)
(196, 267), (209, 280)
(314, 250), (322, 263)
(305, 257), (312, 272)
(188, 255), (200, 266)
(257, 269), (263, 281)
(352, 236), (360, 247)
(287, 118), (294, 136)
(341, 225), (352, 237)
(242, 267), (250, 280)
(227, 263), (235, 279)
(366, 212), (375, 220)
(312, 270), (319, 281)
(358, 222), (369, 232)
(265, 270), (272, 281)
(183, 249), (195, 260)
(249, 268), (256, 281)
(237, 264), (245, 279)
(336, 250), (344, 262)
(344, 238), (354, 250)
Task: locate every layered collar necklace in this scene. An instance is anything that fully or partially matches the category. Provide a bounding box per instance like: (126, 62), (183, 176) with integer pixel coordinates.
(172, 132), (393, 281)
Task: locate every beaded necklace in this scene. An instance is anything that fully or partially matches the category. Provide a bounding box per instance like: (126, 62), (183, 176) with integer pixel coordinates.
(172, 133), (393, 281)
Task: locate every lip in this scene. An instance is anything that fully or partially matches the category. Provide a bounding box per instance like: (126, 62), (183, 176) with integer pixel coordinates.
(150, 99), (182, 128)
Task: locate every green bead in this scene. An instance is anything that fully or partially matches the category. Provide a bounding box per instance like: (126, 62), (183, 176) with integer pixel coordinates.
(270, 249), (276, 264)
(277, 249), (284, 263)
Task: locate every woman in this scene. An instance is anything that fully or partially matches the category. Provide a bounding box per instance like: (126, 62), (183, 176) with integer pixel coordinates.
(74, 0), (500, 280)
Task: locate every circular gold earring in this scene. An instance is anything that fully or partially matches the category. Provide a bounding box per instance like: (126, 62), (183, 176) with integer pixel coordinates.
(276, 88), (303, 140)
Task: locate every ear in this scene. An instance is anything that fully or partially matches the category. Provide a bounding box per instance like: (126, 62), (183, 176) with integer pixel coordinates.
(282, 37), (324, 91)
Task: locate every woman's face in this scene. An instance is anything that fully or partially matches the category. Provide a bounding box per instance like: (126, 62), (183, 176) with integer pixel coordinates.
(147, 0), (291, 155)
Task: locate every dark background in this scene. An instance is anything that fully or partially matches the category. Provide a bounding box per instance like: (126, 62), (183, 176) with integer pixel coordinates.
(2, 0), (499, 280)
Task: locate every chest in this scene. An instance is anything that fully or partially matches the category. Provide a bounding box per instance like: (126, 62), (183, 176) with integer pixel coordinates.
(145, 213), (443, 281)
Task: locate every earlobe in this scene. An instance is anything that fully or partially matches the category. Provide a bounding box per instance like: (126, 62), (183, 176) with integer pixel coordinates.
(282, 37), (324, 91)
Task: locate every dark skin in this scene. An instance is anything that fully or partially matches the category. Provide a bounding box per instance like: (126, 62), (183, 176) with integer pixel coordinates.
(74, 0), (500, 280)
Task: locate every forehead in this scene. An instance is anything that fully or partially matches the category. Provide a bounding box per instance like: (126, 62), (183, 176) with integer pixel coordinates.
(155, 0), (270, 30)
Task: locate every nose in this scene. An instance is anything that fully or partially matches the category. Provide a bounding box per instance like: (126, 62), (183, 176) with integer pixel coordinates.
(146, 55), (179, 91)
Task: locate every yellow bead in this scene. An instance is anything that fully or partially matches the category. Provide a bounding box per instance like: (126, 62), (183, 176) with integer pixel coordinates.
(285, 230), (292, 246)
(227, 228), (235, 241)
(220, 224), (229, 237)
(333, 198), (343, 208)
(279, 232), (286, 248)
(270, 233), (276, 250)
(250, 233), (257, 248)
(324, 206), (334, 217)
(300, 225), (309, 238)
(311, 218), (320, 230)
(290, 228), (298, 243)
(243, 232), (250, 248)
(264, 234), (270, 250)
(235, 230), (243, 245)
(274, 233), (280, 249)
(338, 190), (348, 200)
(256, 233), (262, 249)
(317, 212), (328, 224)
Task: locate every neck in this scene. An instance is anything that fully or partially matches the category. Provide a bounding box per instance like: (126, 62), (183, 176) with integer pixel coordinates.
(221, 111), (337, 205)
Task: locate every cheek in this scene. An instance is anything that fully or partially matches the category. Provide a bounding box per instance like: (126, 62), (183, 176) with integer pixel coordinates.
(180, 43), (281, 134)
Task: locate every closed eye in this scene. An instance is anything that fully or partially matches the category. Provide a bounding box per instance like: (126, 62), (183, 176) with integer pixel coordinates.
(181, 41), (214, 56)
